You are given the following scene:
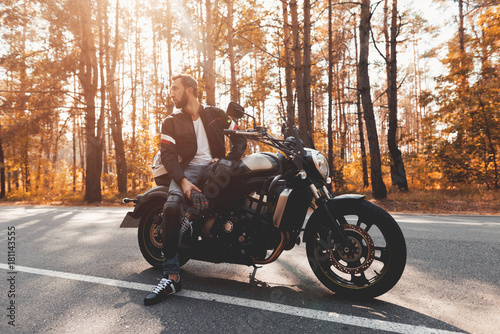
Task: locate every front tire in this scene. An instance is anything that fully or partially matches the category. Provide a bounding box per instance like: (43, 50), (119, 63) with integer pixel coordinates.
(304, 200), (406, 299)
(137, 200), (190, 269)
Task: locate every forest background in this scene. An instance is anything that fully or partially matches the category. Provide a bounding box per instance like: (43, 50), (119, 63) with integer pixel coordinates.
(1, 0), (499, 214)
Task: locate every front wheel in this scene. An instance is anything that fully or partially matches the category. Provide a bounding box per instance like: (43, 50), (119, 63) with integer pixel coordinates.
(137, 200), (190, 269)
(304, 200), (406, 299)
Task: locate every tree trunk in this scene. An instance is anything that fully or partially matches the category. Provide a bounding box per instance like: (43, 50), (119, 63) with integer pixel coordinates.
(458, 0), (465, 52)
(282, 0), (294, 130)
(327, 0), (333, 178)
(98, 0), (108, 176)
(77, 0), (102, 203)
(165, 0), (174, 115)
(205, 0), (216, 105)
(73, 109), (77, 193)
(354, 14), (369, 188)
(290, 0), (307, 146)
(359, 0), (387, 199)
(303, 0), (314, 148)
(386, 0), (408, 190)
(0, 125), (5, 198)
(336, 62), (346, 161)
(227, 0), (238, 103)
(477, 95), (499, 189)
(107, 0), (127, 194)
(18, 22), (30, 192)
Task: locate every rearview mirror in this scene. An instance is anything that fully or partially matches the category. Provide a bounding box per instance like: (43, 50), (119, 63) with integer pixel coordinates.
(227, 102), (245, 119)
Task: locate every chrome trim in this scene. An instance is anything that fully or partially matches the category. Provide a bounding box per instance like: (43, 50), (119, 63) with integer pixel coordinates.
(309, 184), (320, 199)
(322, 185), (332, 199)
(273, 188), (293, 228)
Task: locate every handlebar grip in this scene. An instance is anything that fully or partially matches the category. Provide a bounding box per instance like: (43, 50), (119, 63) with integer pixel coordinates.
(223, 129), (236, 135)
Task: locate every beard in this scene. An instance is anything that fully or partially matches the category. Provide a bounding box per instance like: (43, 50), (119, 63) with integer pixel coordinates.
(174, 91), (189, 109)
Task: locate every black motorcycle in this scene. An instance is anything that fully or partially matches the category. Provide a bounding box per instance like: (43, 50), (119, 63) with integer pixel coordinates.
(121, 102), (406, 298)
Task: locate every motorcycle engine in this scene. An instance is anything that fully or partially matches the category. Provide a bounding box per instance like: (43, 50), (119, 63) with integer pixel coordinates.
(212, 214), (249, 247)
(211, 208), (280, 260)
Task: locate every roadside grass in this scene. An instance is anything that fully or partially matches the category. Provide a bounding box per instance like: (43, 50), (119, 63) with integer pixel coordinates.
(366, 187), (500, 215)
(2, 185), (499, 215)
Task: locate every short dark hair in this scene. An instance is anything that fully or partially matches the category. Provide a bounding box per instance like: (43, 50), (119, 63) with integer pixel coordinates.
(172, 74), (198, 97)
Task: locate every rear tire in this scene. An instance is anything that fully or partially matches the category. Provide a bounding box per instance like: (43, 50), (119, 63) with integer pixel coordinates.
(304, 200), (406, 299)
(137, 200), (190, 269)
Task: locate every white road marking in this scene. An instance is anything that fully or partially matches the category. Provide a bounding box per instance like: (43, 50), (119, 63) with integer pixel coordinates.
(0, 263), (462, 334)
(397, 220), (499, 226)
(391, 215), (500, 226)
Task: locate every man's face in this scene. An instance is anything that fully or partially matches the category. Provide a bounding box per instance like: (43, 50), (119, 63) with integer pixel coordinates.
(171, 79), (189, 109)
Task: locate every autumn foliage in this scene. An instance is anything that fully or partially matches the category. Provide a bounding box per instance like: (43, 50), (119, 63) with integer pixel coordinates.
(0, 1), (499, 204)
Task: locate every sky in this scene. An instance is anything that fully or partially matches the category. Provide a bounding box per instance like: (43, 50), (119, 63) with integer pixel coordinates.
(399, 0), (457, 72)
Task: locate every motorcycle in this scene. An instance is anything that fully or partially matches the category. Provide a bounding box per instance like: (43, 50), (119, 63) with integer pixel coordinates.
(121, 102), (406, 298)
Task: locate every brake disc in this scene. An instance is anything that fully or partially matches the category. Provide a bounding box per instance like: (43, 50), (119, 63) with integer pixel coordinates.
(150, 213), (163, 249)
(327, 224), (375, 275)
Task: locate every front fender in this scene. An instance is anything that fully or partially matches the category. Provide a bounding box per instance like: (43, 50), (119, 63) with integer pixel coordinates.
(304, 194), (365, 240)
(328, 194), (365, 206)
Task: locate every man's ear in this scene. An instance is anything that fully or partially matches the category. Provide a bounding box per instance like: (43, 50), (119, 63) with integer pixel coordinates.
(187, 86), (194, 97)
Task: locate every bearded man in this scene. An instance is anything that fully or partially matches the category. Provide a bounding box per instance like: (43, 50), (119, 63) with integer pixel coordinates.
(144, 74), (247, 305)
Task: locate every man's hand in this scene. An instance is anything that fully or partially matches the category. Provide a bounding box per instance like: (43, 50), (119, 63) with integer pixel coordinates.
(191, 191), (209, 215)
(180, 178), (201, 200)
(210, 158), (219, 164)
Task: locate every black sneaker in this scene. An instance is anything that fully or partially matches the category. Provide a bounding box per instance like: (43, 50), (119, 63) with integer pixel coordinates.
(144, 276), (182, 306)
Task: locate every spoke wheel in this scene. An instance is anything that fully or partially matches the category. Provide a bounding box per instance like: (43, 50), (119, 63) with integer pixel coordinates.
(305, 200), (406, 299)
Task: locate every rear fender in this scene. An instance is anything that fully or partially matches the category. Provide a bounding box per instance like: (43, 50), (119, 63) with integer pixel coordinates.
(120, 186), (169, 228)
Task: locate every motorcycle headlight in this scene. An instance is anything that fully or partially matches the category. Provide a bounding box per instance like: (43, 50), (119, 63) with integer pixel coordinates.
(309, 150), (329, 179)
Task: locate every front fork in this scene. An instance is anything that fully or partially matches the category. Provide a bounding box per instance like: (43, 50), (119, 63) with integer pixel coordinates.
(309, 181), (351, 252)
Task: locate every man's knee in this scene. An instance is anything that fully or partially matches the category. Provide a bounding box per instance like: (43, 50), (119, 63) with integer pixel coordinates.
(163, 194), (184, 221)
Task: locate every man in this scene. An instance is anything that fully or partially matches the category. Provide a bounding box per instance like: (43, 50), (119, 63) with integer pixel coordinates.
(144, 74), (247, 306)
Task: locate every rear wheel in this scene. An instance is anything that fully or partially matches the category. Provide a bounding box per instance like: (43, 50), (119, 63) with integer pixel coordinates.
(305, 200), (406, 299)
(138, 200), (190, 269)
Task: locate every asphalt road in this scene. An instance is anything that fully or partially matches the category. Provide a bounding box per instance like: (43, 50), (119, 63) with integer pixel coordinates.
(0, 205), (499, 334)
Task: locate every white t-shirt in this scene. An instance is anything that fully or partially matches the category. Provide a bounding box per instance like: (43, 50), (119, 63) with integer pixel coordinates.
(190, 117), (213, 165)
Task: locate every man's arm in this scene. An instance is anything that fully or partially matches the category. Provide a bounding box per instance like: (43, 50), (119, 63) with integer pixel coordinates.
(160, 117), (185, 185)
(161, 117), (202, 200)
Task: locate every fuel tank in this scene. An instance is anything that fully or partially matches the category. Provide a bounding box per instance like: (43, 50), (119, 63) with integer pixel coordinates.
(239, 152), (283, 178)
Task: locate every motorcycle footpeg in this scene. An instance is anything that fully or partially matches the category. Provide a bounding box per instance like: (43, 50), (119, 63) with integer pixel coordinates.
(122, 198), (137, 204)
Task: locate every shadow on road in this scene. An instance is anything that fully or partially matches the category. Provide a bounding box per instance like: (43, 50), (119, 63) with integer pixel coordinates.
(118, 261), (466, 334)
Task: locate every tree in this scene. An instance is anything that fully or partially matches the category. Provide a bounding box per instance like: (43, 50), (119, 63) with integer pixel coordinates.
(385, 0), (408, 190)
(290, 0), (307, 145)
(429, 4), (500, 189)
(303, 0), (314, 148)
(204, 0), (216, 105)
(0, 124), (5, 198)
(327, 0), (334, 179)
(108, 0), (127, 194)
(359, 0), (387, 199)
(354, 13), (370, 188)
(282, 0), (294, 129)
(77, 0), (102, 203)
(226, 0), (238, 102)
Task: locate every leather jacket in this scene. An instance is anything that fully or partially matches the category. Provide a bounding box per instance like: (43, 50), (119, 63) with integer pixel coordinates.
(160, 105), (247, 185)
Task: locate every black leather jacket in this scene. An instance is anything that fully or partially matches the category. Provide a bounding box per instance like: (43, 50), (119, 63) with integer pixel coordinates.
(160, 105), (247, 185)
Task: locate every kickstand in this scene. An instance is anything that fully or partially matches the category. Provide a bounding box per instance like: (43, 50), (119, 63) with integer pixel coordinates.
(249, 264), (262, 284)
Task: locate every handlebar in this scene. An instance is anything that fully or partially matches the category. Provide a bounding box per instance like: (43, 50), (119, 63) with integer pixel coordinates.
(224, 124), (306, 167)
(223, 129), (261, 136)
